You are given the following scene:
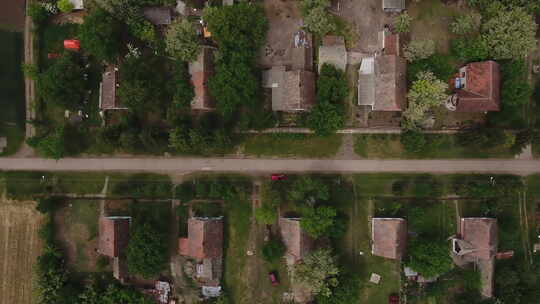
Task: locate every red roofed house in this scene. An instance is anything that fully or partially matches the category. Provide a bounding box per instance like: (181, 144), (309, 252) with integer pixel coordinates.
(178, 217), (223, 286)
(279, 217), (314, 264)
(371, 218), (407, 260)
(451, 218), (498, 298)
(99, 64), (127, 111)
(64, 39), (80, 51)
(450, 61), (500, 112)
(98, 216), (131, 258)
(189, 47), (215, 110)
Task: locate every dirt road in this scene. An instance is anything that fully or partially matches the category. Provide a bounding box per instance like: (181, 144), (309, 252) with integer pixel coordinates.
(2, 157), (540, 175)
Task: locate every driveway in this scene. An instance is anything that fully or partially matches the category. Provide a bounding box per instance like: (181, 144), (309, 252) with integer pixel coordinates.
(2, 157), (540, 175)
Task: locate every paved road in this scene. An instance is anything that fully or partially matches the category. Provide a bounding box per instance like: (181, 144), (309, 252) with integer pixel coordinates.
(2, 157), (540, 175)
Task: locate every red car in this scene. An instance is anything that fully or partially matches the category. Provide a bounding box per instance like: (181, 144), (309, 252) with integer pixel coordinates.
(388, 295), (399, 304)
(268, 272), (279, 286)
(271, 174), (287, 181)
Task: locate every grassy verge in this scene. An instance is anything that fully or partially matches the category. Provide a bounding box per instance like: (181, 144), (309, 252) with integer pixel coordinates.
(0, 30), (26, 156)
(354, 134), (514, 159)
(243, 133), (342, 158)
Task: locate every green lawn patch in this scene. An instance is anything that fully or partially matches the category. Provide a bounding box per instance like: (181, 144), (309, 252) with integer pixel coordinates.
(354, 134), (514, 159)
(0, 30), (26, 156)
(243, 133), (342, 158)
(109, 173), (173, 198)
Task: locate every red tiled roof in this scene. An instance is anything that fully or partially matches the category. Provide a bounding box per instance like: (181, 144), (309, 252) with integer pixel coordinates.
(183, 218), (223, 260)
(460, 218), (498, 260)
(64, 39), (80, 51)
(279, 218), (313, 263)
(190, 48), (215, 110)
(384, 33), (399, 56)
(99, 217), (131, 258)
(372, 218), (407, 260)
(178, 238), (189, 256)
(454, 61), (500, 112)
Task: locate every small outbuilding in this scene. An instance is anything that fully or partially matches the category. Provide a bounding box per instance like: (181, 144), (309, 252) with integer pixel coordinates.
(99, 64), (127, 111)
(383, 0), (405, 12)
(279, 217), (314, 264)
(69, 0), (84, 10)
(98, 216), (131, 258)
(143, 7), (172, 25)
(371, 218), (407, 260)
(63, 39), (80, 51)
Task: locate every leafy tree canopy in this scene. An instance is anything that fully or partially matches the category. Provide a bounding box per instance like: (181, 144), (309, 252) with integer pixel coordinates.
(126, 222), (168, 278)
(27, 126), (66, 160)
(288, 176), (330, 204)
(294, 249), (339, 297)
(165, 19), (201, 62)
(407, 239), (453, 278)
(79, 8), (122, 62)
(301, 206), (344, 239)
(38, 53), (85, 110)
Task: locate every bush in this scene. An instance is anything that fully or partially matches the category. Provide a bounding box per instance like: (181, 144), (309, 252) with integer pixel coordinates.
(255, 203), (277, 225)
(407, 54), (456, 84)
(27, 126), (66, 160)
(403, 40), (436, 62)
(127, 222), (168, 278)
(407, 238), (453, 278)
(450, 13), (480, 35)
(450, 37), (490, 62)
(261, 238), (285, 262)
(36, 197), (64, 214)
(315, 272), (361, 304)
(27, 3), (50, 27)
(57, 0), (74, 13)
(500, 60), (532, 107)
(395, 12), (411, 33)
(401, 131), (427, 153)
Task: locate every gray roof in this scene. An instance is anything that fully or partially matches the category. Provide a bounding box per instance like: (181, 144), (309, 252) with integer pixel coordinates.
(358, 57), (375, 108)
(143, 7), (172, 25)
(383, 0), (405, 10)
(263, 66), (316, 112)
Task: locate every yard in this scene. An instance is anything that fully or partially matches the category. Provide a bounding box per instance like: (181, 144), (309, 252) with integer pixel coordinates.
(0, 30), (26, 156)
(242, 133), (342, 158)
(0, 199), (45, 304)
(54, 199), (101, 273)
(354, 134), (515, 159)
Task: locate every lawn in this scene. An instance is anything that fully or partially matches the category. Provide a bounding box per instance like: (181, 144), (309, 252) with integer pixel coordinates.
(243, 133), (342, 158)
(354, 134), (515, 159)
(0, 30), (26, 156)
(55, 199), (100, 273)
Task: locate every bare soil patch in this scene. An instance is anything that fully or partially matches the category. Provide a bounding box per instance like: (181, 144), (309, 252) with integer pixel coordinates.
(0, 199), (45, 304)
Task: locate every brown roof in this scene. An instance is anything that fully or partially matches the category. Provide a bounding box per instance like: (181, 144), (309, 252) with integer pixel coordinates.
(322, 35), (345, 46)
(279, 218), (314, 263)
(99, 65), (118, 110)
(454, 61), (500, 112)
(384, 33), (399, 56)
(143, 7), (172, 25)
(284, 70), (316, 111)
(180, 218), (223, 260)
(460, 218), (498, 260)
(372, 218), (407, 260)
(189, 48), (215, 110)
(99, 217), (131, 258)
(374, 55), (407, 111)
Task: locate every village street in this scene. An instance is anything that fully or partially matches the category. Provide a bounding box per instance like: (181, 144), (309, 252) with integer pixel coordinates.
(2, 157), (540, 175)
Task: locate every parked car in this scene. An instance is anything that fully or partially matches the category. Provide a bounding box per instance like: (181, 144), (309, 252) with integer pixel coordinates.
(388, 294), (399, 304)
(268, 272), (279, 286)
(271, 174), (287, 181)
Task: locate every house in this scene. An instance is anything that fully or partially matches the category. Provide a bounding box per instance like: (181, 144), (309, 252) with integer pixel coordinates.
(358, 55), (406, 111)
(98, 216), (131, 258)
(318, 35), (347, 72)
(178, 217), (223, 287)
(262, 66), (316, 112)
(189, 47), (215, 110)
(143, 7), (172, 25)
(449, 61), (500, 112)
(383, 0), (405, 12)
(451, 218), (498, 298)
(279, 217), (314, 264)
(291, 30), (313, 71)
(99, 65), (127, 111)
(371, 218), (407, 260)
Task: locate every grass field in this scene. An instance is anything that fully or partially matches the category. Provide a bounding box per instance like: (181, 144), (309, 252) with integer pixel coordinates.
(243, 134), (342, 158)
(0, 199), (45, 304)
(0, 30), (26, 156)
(354, 134), (514, 159)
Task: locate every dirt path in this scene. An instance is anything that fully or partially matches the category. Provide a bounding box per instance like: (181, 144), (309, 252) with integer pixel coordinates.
(335, 134), (361, 160)
(23, 0), (35, 140)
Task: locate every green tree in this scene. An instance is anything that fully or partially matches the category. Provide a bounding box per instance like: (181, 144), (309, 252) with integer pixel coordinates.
(403, 71), (449, 130)
(126, 223), (168, 278)
(395, 12), (412, 33)
(261, 238), (285, 262)
(407, 239), (453, 278)
(255, 203), (277, 225)
(172, 62), (195, 108)
(500, 60), (532, 107)
(288, 176), (330, 204)
(79, 8), (122, 62)
(38, 53), (85, 110)
(481, 5), (537, 59)
(315, 273), (361, 304)
(27, 3), (50, 27)
(36, 197), (64, 214)
(27, 126), (66, 160)
(300, 0), (336, 36)
(301, 206), (343, 239)
(165, 19), (201, 62)
(57, 0), (74, 13)
(294, 249), (339, 297)
(450, 13), (480, 35)
(307, 63), (347, 135)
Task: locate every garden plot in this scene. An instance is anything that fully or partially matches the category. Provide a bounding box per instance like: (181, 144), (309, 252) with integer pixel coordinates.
(0, 199), (45, 304)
